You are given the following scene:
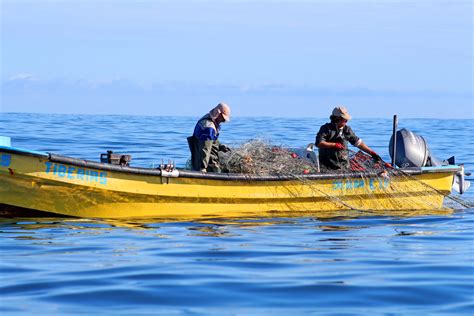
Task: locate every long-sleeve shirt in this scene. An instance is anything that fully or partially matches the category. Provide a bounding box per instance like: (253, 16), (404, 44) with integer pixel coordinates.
(191, 114), (222, 172)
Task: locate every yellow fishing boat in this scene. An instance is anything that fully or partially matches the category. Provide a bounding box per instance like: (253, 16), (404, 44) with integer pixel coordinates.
(0, 139), (466, 219)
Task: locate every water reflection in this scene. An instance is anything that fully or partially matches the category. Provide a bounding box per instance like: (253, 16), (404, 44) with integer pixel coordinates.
(0, 218), (114, 231)
(187, 226), (238, 238)
(0, 206), (456, 235)
(317, 225), (353, 232)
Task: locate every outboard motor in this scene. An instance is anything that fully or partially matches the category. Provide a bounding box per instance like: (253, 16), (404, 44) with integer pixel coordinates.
(389, 129), (448, 168)
(389, 128), (470, 194)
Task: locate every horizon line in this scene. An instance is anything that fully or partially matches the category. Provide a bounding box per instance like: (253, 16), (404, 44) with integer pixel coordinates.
(1, 111), (471, 120)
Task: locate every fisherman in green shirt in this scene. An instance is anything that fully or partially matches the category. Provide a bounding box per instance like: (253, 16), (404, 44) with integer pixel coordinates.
(316, 106), (382, 170)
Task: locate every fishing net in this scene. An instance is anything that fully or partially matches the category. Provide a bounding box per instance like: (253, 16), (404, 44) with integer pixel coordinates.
(219, 139), (385, 176)
(219, 139), (319, 175)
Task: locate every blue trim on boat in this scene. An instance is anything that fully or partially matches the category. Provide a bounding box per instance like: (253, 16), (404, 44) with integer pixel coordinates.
(420, 165), (460, 174)
(421, 165), (459, 171)
(0, 145), (49, 158)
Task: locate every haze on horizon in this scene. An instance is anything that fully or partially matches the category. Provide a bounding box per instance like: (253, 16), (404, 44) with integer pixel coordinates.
(1, 0), (472, 119)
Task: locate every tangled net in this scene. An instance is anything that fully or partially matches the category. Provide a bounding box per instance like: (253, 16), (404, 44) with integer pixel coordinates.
(219, 139), (384, 176)
(219, 140), (316, 175)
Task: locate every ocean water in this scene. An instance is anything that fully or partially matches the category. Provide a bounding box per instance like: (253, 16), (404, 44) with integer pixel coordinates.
(0, 113), (473, 315)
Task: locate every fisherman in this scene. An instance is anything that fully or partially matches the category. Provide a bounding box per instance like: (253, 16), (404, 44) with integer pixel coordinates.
(315, 106), (383, 170)
(187, 103), (231, 173)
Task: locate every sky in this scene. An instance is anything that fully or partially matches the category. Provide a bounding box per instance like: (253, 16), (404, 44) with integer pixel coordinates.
(1, 0), (472, 118)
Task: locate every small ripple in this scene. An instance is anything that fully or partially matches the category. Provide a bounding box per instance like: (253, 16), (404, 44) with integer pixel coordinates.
(1, 278), (114, 296)
(0, 265), (40, 274)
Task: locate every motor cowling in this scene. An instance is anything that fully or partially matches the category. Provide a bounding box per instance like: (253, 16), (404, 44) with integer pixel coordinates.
(389, 128), (470, 194)
(389, 128), (448, 168)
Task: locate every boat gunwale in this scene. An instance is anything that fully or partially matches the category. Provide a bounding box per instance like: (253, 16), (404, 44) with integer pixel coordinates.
(1, 146), (461, 181)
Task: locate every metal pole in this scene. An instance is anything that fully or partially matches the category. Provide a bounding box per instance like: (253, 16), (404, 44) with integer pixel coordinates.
(392, 115), (398, 168)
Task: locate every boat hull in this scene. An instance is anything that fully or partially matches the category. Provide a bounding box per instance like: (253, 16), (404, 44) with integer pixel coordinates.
(0, 148), (457, 219)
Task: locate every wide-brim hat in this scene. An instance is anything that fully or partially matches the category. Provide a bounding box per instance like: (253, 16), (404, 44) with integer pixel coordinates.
(332, 106), (352, 120)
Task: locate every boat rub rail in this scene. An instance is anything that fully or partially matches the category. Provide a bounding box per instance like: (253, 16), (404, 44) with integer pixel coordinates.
(0, 146), (462, 181)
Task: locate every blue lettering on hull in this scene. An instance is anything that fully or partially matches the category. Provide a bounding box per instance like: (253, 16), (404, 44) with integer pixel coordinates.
(44, 162), (107, 185)
(333, 178), (390, 191)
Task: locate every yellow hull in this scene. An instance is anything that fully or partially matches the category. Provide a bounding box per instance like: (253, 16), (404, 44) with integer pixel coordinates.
(0, 149), (457, 219)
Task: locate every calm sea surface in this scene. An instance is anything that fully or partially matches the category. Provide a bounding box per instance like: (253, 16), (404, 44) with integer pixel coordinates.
(0, 113), (473, 315)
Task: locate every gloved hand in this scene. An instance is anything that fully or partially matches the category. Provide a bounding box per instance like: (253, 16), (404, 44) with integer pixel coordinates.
(369, 151), (382, 162)
(334, 143), (345, 151)
(219, 144), (231, 153)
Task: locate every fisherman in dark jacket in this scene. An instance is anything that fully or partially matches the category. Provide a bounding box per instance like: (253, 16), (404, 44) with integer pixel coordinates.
(188, 103), (231, 173)
(315, 106), (382, 170)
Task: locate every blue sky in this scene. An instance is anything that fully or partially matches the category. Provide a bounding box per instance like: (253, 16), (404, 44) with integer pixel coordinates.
(1, 0), (472, 118)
